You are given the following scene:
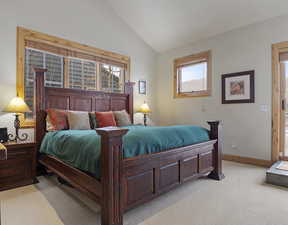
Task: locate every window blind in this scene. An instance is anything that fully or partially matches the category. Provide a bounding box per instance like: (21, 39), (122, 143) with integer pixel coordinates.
(83, 61), (97, 90)
(24, 49), (44, 118)
(100, 64), (123, 93)
(111, 66), (122, 93)
(45, 53), (64, 88)
(24, 48), (64, 118)
(69, 58), (83, 89)
(68, 58), (97, 90)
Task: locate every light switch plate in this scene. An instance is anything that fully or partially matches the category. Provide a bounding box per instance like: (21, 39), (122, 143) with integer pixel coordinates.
(260, 104), (268, 112)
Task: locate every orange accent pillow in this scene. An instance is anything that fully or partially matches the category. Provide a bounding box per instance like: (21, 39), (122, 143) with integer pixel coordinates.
(46, 109), (69, 131)
(95, 111), (117, 128)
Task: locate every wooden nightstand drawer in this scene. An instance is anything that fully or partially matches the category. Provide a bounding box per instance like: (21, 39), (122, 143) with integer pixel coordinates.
(0, 158), (32, 183)
(0, 142), (36, 191)
(7, 149), (31, 159)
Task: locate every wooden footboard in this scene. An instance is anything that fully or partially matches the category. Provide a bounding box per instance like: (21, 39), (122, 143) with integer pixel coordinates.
(122, 140), (216, 211)
(96, 121), (224, 225)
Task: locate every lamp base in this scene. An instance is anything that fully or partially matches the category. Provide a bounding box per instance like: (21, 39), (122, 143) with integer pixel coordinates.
(8, 114), (28, 142)
(8, 134), (29, 143)
(143, 113), (147, 126)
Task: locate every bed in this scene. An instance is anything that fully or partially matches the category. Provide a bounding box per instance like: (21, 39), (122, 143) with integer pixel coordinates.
(34, 68), (224, 225)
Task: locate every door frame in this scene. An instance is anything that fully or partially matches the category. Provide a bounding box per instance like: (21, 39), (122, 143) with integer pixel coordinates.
(272, 41), (288, 162)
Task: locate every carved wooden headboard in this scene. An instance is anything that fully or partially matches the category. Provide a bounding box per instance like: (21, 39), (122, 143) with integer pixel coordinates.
(34, 68), (134, 150)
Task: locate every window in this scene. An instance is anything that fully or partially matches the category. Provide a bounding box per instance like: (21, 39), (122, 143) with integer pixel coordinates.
(174, 51), (211, 98)
(17, 27), (130, 127)
(24, 49), (124, 119)
(100, 64), (124, 93)
(24, 48), (64, 118)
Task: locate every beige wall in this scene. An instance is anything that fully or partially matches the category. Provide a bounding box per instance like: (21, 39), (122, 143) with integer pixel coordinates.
(0, 0), (157, 139)
(156, 15), (288, 161)
(2, 0), (288, 161)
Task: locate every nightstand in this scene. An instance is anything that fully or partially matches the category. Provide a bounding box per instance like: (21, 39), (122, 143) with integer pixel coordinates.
(0, 142), (37, 191)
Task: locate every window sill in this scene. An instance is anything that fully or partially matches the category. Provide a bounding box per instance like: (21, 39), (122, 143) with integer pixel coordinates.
(174, 90), (211, 98)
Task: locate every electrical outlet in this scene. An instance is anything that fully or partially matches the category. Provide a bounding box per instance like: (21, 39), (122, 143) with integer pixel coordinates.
(232, 144), (237, 150)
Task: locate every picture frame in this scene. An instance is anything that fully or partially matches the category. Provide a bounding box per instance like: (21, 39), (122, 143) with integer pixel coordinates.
(221, 70), (255, 104)
(138, 80), (147, 95)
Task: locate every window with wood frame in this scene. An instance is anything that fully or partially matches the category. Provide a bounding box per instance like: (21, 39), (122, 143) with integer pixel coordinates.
(174, 50), (211, 98)
(17, 27), (130, 127)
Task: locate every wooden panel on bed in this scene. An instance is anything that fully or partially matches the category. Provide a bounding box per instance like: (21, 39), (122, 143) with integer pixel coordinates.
(159, 162), (180, 191)
(45, 88), (129, 113)
(181, 155), (198, 182)
(199, 150), (213, 173)
(125, 170), (154, 206)
(95, 96), (110, 111)
(111, 96), (128, 111)
(46, 95), (69, 110)
(70, 96), (93, 111)
(122, 140), (216, 210)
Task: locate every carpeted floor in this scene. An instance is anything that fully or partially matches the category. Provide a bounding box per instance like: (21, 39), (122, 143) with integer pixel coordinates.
(2, 161), (288, 225)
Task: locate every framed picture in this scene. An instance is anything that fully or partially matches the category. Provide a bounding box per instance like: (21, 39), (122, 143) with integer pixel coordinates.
(222, 70), (255, 104)
(138, 80), (147, 95)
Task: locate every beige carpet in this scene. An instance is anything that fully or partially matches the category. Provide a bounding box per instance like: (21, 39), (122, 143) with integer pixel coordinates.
(0, 186), (64, 225)
(2, 161), (288, 225)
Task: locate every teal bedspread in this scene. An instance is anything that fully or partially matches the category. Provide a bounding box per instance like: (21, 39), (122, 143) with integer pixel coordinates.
(40, 125), (209, 178)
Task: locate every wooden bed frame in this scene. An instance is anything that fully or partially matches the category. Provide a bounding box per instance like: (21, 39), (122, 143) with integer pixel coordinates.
(34, 68), (224, 225)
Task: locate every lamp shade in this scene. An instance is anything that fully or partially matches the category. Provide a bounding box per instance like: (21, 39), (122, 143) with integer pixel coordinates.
(138, 102), (151, 113)
(3, 97), (31, 113)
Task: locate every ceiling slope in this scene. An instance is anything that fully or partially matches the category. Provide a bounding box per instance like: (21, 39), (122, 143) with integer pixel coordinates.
(107, 0), (288, 52)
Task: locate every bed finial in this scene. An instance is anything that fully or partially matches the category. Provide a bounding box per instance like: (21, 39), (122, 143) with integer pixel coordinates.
(207, 120), (225, 180)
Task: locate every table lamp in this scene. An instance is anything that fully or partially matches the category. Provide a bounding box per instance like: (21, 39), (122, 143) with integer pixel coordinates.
(138, 102), (151, 126)
(2, 96), (31, 142)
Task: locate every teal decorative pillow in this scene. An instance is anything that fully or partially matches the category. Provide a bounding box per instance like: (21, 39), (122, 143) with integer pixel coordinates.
(113, 110), (132, 127)
(89, 112), (97, 129)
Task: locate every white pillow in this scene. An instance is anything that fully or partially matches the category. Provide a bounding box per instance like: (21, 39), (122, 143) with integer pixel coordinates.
(67, 111), (90, 130)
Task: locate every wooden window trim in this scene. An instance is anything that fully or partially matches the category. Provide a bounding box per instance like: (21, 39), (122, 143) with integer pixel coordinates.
(17, 27), (130, 128)
(271, 42), (288, 162)
(173, 50), (212, 98)
(25, 40), (127, 68)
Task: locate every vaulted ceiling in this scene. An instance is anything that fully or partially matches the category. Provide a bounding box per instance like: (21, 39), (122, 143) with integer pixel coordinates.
(107, 0), (288, 52)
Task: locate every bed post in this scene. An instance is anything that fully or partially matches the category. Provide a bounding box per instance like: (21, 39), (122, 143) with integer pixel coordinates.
(34, 68), (47, 151)
(124, 82), (135, 124)
(207, 121), (225, 180)
(96, 127), (129, 225)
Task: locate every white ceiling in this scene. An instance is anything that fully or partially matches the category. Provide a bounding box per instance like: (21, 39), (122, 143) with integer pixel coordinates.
(107, 0), (288, 53)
